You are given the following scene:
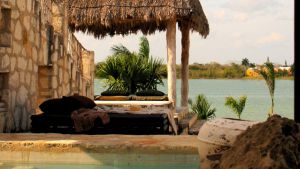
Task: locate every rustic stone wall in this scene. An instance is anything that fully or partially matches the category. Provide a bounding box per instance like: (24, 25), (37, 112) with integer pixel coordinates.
(82, 50), (94, 98)
(0, 0), (41, 132)
(0, 0), (94, 132)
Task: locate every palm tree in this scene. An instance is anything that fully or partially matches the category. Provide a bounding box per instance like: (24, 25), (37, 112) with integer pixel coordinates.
(188, 94), (216, 120)
(96, 36), (164, 94)
(291, 63), (294, 76)
(241, 58), (250, 67)
(259, 62), (275, 116)
(225, 96), (247, 119)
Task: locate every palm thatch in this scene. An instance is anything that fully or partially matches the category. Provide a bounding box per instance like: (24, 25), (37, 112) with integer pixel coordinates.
(68, 0), (209, 38)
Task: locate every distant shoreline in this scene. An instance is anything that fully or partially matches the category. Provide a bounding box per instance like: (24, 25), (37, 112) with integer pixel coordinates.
(95, 77), (294, 80)
(186, 77), (294, 80)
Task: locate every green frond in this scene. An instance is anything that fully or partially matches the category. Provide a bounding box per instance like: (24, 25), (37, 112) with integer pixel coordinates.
(97, 36), (164, 94)
(225, 96), (247, 119)
(189, 94), (216, 120)
(259, 62), (275, 116)
(111, 44), (131, 56)
(138, 36), (150, 58)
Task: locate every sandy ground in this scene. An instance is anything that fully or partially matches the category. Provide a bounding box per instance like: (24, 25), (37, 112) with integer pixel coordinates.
(213, 115), (300, 169)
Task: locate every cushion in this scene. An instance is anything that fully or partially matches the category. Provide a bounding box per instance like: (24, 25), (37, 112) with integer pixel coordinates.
(101, 90), (130, 96)
(69, 95), (96, 109)
(62, 96), (85, 114)
(135, 89), (165, 96)
(39, 98), (67, 115)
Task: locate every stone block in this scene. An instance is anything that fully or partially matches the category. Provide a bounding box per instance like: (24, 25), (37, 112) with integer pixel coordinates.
(11, 10), (20, 19)
(17, 57), (27, 70)
(13, 41), (22, 54)
(25, 72), (31, 86)
(9, 72), (19, 89)
(21, 106), (28, 130)
(16, 0), (26, 11)
(0, 54), (9, 70)
(0, 113), (4, 132)
(27, 0), (32, 12)
(14, 20), (22, 41)
(39, 90), (52, 97)
(39, 77), (50, 89)
(14, 106), (22, 131)
(30, 75), (36, 94)
(19, 71), (25, 84)
(0, 33), (11, 47)
(23, 15), (30, 31)
(10, 57), (16, 71)
(17, 85), (28, 105)
(10, 90), (16, 110)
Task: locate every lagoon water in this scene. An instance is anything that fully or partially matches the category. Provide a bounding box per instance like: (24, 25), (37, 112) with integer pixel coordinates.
(94, 79), (294, 121)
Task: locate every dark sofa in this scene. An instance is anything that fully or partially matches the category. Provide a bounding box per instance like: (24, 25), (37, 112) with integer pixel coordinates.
(31, 95), (170, 134)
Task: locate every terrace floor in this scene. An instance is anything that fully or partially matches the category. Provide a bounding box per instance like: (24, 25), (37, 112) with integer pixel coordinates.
(0, 134), (198, 153)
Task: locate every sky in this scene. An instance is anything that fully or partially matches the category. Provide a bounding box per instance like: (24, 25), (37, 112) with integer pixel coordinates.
(74, 0), (294, 65)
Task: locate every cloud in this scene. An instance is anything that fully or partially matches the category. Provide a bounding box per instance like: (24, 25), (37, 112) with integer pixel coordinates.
(213, 10), (226, 19)
(233, 12), (248, 22)
(256, 32), (285, 45)
(224, 0), (279, 13)
(210, 10), (248, 23)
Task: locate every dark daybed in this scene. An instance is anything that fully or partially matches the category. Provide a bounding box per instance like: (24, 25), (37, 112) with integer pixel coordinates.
(30, 95), (170, 134)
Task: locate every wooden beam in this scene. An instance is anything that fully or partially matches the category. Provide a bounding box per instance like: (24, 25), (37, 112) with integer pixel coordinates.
(180, 24), (190, 113)
(166, 19), (177, 109)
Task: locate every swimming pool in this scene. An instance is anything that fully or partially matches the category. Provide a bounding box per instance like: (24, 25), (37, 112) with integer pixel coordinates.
(0, 153), (199, 169)
(0, 162), (198, 169)
(0, 134), (200, 169)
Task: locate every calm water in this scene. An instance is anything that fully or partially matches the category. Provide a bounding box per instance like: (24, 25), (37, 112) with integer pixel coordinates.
(0, 163), (198, 169)
(94, 79), (294, 121)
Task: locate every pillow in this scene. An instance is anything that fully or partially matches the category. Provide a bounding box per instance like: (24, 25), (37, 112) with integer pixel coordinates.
(69, 95), (96, 109)
(39, 98), (66, 115)
(135, 89), (165, 96)
(62, 96), (85, 114)
(101, 90), (130, 96)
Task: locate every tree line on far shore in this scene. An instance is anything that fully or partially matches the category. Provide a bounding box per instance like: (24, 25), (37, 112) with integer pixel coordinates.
(95, 60), (294, 80)
(157, 60), (293, 79)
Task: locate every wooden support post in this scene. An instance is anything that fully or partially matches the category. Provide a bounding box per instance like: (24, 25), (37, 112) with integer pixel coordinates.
(167, 19), (177, 134)
(167, 19), (177, 109)
(180, 24), (190, 114)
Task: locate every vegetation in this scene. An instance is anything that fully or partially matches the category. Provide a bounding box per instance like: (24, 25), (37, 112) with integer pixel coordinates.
(241, 58), (250, 67)
(178, 62), (245, 79)
(96, 59), (293, 80)
(291, 63), (294, 75)
(188, 94), (216, 120)
(241, 58), (256, 68)
(260, 62), (275, 117)
(95, 36), (164, 94)
(225, 96), (247, 119)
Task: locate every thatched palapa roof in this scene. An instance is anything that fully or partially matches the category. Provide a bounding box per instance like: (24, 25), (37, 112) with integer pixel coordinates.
(68, 0), (209, 38)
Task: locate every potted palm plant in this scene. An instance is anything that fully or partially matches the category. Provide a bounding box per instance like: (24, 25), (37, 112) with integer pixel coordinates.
(188, 94), (216, 120)
(259, 62), (275, 117)
(96, 36), (165, 100)
(225, 96), (247, 120)
(197, 95), (258, 168)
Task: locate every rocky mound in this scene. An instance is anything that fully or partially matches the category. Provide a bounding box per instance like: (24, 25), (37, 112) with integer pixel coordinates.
(214, 115), (300, 169)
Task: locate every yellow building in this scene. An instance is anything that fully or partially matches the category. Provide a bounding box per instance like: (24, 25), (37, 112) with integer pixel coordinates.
(246, 68), (259, 77)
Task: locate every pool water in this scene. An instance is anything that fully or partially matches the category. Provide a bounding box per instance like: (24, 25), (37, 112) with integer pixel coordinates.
(0, 152), (200, 169)
(0, 162), (199, 169)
